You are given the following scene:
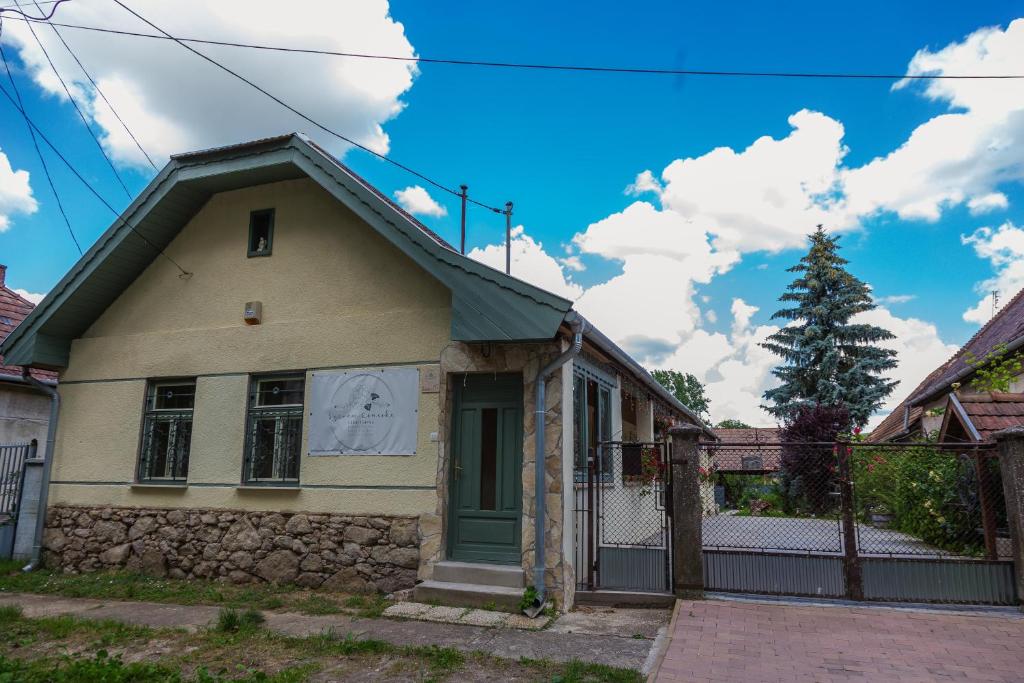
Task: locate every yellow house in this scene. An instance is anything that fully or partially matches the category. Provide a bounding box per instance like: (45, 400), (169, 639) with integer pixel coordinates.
(2, 134), (707, 611)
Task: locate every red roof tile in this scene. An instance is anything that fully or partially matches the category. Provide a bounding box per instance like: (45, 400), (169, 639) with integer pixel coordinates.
(950, 392), (1024, 442)
(0, 268), (56, 382)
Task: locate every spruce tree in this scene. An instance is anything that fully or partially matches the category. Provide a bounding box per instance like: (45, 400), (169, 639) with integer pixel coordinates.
(761, 226), (898, 428)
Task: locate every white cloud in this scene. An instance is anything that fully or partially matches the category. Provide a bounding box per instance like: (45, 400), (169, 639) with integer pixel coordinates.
(467, 226), (583, 300)
(856, 306), (959, 427)
(0, 149), (37, 232)
(12, 289), (46, 304)
(0, 1), (417, 165)
(962, 222), (1024, 323)
(968, 192), (1009, 215)
(393, 185), (447, 217)
(876, 294), (916, 306)
(558, 255), (585, 272)
(843, 20), (1024, 221)
(632, 110), (851, 254)
(571, 201), (738, 352)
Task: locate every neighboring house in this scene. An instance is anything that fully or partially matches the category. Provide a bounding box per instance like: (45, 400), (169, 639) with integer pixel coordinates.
(871, 287), (1024, 443)
(0, 134), (709, 610)
(0, 264), (54, 446)
(709, 427), (782, 472)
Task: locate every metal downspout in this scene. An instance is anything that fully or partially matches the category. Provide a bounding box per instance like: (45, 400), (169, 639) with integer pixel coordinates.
(528, 312), (584, 615)
(20, 368), (59, 571)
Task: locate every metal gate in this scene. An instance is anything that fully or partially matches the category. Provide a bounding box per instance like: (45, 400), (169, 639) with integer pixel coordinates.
(0, 442), (35, 559)
(575, 441), (672, 593)
(701, 441), (1016, 605)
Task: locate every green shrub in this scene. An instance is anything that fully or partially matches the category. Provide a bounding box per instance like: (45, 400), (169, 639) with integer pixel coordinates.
(852, 445), (1005, 555)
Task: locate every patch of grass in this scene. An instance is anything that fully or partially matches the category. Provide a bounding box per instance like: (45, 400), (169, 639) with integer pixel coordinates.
(288, 595), (342, 616)
(0, 560), (25, 576)
(0, 569), (299, 611)
(0, 605), (644, 683)
(552, 659), (645, 683)
(341, 593), (389, 618)
(0, 650), (310, 682)
(214, 607), (265, 634)
(0, 603), (24, 622)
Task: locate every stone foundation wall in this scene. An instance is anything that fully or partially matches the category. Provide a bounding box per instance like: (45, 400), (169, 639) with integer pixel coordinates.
(42, 505), (420, 593)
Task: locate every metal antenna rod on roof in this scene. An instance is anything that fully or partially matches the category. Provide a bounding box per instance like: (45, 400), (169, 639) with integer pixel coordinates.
(459, 185), (468, 254)
(504, 201), (513, 275)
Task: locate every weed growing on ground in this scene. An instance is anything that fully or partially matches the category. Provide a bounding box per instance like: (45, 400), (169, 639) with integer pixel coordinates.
(214, 608), (265, 633)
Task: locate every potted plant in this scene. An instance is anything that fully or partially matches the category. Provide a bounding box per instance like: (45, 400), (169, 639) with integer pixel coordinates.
(869, 503), (894, 528)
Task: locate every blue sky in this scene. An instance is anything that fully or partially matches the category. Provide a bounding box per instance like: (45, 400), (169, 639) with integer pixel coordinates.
(0, 1), (1022, 424)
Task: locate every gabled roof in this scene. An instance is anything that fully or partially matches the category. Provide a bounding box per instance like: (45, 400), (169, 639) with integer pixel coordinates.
(908, 286), (1024, 406)
(941, 392), (1024, 443)
(0, 266), (56, 383)
(870, 285), (1024, 442)
(0, 134), (573, 369)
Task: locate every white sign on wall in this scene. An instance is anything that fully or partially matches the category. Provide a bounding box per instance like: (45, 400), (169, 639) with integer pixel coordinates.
(308, 367), (419, 456)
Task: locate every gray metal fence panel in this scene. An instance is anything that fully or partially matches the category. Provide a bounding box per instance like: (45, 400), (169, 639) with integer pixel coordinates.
(598, 547), (670, 593)
(861, 559), (1017, 605)
(704, 550), (846, 598)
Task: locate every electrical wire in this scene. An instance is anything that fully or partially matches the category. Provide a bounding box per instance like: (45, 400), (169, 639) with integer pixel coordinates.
(0, 0), (65, 20)
(0, 18), (82, 254)
(109, 0), (506, 213)
(13, 0), (132, 198)
(28, 0), (158, 170)
(7, 13), (1024, 81)
(0, 69), (191, 275)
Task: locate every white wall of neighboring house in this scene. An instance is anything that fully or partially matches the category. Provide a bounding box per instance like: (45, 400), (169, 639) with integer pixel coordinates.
(0, 383), (48, 448)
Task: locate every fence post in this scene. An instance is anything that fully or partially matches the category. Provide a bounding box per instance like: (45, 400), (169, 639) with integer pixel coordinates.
(974, 447), (1000, 560)
(836, 441), (864, 601)
(669, 424), (704, 599)
(994, 427), (1024, 610)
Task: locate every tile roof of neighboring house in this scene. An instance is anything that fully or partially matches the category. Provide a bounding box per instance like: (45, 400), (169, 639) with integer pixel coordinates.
(711, 427), (781, 444)
(0, 266), (56, 383)
(870, 285), (1024, 442)
(946, 392), (1024, 442)
(908, 286), (1024, 406)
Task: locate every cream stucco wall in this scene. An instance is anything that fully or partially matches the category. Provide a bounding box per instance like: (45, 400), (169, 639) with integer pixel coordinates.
(51, 178), (450, 516)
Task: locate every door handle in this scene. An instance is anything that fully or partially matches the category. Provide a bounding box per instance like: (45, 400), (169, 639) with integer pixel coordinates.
(454, 460), (462, 481)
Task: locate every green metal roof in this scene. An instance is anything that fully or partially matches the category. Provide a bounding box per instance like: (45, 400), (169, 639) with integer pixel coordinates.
(1, 134), (572, 369)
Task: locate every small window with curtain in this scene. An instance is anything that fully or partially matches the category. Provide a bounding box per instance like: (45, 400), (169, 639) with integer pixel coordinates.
(243, 375), (304, 484)
(138, 380), (195, 483)
(248, 209), (275, 257)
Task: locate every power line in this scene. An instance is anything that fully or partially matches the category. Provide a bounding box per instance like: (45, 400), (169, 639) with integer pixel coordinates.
(0, 18), (82, 254)
(13, 0), (133, 198)
(28, 0), (158, 170)
(108, 0), (506, 214)
(0, 69), (191, 276)
(8, 14), (1024, 81)
(0, 0), (64, 20)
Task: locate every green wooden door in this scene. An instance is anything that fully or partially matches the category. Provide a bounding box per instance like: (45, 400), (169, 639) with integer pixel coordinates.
(448, 374), (523, 564)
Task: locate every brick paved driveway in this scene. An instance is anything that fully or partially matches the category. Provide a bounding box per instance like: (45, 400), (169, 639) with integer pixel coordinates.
(655, 598), (1024, 682)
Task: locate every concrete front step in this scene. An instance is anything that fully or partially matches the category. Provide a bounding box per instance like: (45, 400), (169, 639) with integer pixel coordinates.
(413, 580), (523, 610)
(432, 561), (525, 588)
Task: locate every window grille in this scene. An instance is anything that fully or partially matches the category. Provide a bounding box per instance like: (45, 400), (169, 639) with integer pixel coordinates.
(243, 375), (304, 484)
(138, 380), (195, 482)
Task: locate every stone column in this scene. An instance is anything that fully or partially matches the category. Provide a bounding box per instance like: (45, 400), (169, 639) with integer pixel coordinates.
(995, 426), (1024, 610)
(669, 424), (704, 599)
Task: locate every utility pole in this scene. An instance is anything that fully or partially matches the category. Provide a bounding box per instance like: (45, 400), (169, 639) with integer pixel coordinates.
(992, 290), (1000, 319)
(459, 185), (468, 255)
(504, 201), (513, 275)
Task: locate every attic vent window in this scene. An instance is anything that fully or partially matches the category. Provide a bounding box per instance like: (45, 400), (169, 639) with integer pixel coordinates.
(248, 208), (275, 257)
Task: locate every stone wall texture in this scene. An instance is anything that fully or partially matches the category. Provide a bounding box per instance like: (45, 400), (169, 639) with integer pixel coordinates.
(42, 505), (420, 593)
